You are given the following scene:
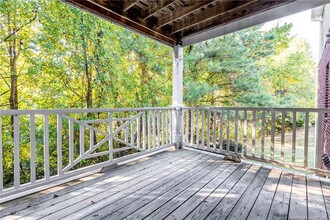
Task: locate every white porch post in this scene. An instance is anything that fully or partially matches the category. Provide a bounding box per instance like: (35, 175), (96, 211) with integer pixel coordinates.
(315, 113), (323, 169)
(172, 44), (183, 149)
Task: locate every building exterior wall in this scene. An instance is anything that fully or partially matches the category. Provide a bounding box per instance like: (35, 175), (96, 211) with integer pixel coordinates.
(315, 3), (330, 167)
(318, 31), (330, 165)
(318, 41), (330, 156)
(320, 4), (330, 54)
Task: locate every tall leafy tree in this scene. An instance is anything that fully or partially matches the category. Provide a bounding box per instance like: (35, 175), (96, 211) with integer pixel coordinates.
(183, 24), (316, 108)
(0, 0), (39, 110)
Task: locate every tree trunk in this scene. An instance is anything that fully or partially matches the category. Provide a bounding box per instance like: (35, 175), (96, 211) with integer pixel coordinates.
(82, 37), (92, 109)
(139, 53), (149, 106)
(7, 6), (26, 177)
(9, 46), (18, 138)
(7, 11), (19, 137)
(9, 45), (18, 111)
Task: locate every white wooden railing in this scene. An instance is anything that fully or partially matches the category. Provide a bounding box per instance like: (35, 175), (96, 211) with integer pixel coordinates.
(0, 107), (176, 200)
(1, 106), (330, 202)
(182, 107), (330, 175)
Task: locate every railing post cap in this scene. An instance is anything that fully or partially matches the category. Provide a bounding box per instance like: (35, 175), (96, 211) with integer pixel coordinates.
(176, 106), (183, 111)
(171, 104), (184, 111)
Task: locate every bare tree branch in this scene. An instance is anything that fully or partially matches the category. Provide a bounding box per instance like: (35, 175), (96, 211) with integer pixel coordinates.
(0, 72), (10, 88)
(0, 90), (10, 96)
(0, 103), (10, 107)
(1, 8), (38, 43)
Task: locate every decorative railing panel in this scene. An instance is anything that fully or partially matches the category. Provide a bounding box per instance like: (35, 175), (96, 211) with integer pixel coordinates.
(182, 107), (330, 175)
(0, 107), (175, 199)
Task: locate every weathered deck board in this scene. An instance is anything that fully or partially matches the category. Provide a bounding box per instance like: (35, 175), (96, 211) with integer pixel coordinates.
(2, 150), (195, 220)
(267, 172), (293, 220)
(0, 148), (180, 217)
(125, 162), (229, 220)
(188, 164), (261, 220)
(225, 167), (271, 219)
(1, 148), (329, 220)
(142, 162), (237, 220)
(288, 174), (307, 219)
(307, 177), (328, 219)
(84, 156), (225, 220)
(31, 151), (202, 220)
(65, 153), (216, 220)
(165, 163), (250, 220)
(321, 181), (330, 219)
(205, 165), (260, 219)
(246, 169), (282, 220)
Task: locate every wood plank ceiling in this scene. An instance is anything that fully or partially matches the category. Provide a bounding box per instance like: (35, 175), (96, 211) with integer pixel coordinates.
(63, 0), (296, 46)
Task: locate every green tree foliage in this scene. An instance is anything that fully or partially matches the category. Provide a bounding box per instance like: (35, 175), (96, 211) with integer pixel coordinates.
(0, 0), (172, 111)
(184, 24), (316, 107)
(0, 1), (316, 110)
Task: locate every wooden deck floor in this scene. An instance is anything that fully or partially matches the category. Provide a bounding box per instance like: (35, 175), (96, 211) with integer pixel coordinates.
(1, 148), (329, 220)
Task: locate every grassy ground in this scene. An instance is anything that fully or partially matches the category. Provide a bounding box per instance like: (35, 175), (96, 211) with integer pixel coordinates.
(245, 127), (316, 168)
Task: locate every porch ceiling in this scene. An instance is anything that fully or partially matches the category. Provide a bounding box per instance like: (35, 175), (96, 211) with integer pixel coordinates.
(63, 0), (328, 47)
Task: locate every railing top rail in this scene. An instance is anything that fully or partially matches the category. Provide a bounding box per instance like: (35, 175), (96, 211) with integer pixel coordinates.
(182, 106), (330, 112)
(0, 107), (175, 116)
(3, 106), (330, 115)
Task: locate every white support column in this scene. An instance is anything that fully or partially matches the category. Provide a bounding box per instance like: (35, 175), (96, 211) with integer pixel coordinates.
(172, 44), (183, 149)
(172, 45), (183, 105)
(315, 112), (323, 169)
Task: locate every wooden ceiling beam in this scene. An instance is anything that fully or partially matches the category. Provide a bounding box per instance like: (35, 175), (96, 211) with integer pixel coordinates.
(181, 0), (294, 38)
(181, 0), (326, 46)
(142, 0), (176, 20)
(64, 0), (176, 46)
(63, 0), (311, 47)
(171, 0), (257, 34)
(156, 0), (214, 28)
(123, 0), (139, 12)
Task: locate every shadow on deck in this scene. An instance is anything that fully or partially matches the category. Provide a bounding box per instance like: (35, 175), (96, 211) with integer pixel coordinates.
(1, 148), (329, 220)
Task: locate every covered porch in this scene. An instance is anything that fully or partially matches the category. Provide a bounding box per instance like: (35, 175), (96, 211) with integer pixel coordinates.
(1, 0), (330, 219)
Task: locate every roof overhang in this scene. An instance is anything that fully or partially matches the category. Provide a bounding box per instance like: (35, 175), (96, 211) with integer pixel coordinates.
(62, 0), (329, 47)
(311, 5), (325, 22)
(183, 0), (330, 46)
